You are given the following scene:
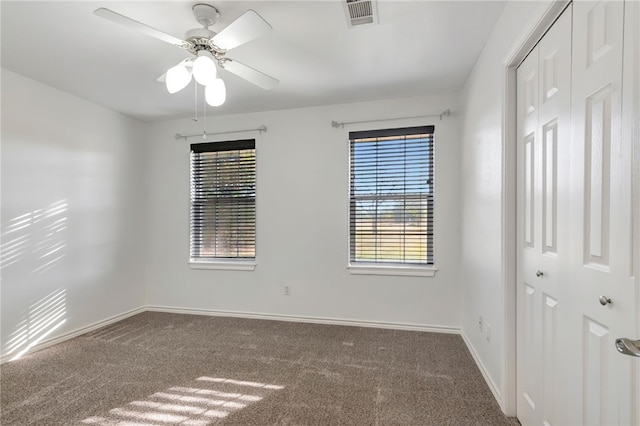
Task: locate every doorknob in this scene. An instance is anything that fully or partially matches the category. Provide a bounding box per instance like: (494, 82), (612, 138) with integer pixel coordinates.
(599, 295), (612, 305)
(615, 338), (640, 357)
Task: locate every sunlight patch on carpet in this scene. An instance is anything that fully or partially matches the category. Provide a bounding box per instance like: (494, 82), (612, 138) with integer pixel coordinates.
(81, 376), (284, 425)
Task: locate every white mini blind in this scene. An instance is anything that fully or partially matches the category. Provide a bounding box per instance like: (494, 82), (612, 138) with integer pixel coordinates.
(190, 140), (256, 260)
(349, 126), (434, 265)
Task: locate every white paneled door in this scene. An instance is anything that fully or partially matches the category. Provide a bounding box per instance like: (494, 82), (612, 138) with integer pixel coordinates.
(517, 2), (639, 425)
(569, 1), (636, 424)
(517, 6), (571, 426)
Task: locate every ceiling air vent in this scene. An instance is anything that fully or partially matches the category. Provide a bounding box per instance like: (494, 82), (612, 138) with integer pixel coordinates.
(343, 0), (376, 27)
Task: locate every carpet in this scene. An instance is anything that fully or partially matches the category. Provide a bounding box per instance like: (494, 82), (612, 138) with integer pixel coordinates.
(1, 312), (519, 425)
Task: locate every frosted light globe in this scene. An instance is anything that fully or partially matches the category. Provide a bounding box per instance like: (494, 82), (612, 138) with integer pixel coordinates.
(193, 51), (217, 86)
(205, 79), (226, 107)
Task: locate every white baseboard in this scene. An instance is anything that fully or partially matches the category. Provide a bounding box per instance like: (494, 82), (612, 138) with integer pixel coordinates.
(0, 306), (146, 364)
(145, 305), (460, 335)
(460, 329), (504, 410)
(1, 305), (459, 365)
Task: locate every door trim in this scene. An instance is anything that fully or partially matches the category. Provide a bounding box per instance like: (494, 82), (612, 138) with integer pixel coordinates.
(500, 0), (570, 416)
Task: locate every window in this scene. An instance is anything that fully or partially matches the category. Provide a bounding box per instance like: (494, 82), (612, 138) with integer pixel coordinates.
(349, 126), (434, 270)
(190, 140), (256, 266)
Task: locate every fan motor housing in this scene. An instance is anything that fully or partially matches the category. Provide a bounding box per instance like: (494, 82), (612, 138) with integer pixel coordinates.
(183, 28), (224, 56)
(185, 28), (215, 41)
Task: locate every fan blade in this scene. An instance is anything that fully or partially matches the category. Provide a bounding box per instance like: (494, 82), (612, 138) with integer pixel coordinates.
(212, 10), (272, 51)
(222, 59), (278, 90)
(94, 8), (186, 47)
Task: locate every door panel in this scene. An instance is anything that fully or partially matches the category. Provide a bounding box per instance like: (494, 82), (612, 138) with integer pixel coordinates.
(570, 1), (634, 424)
(584, 85), (612, 268)
(542, 119), (558, 255)
(517, 44), (540, 426)
(517, 6), (571, 425)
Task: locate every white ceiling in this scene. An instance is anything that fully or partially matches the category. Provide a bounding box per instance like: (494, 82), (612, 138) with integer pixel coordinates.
(1, 1), (506, 122)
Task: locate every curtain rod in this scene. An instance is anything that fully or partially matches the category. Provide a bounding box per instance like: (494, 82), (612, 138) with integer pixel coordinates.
(175, 125), (267, 141)
(331, 109), (451, 129)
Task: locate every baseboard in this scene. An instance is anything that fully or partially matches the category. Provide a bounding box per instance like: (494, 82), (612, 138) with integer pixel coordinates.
(146, 305), (460, 334)
(460, 329), (504, 410)
(0, 304), (459, 364)
(0, 306), (146, 364)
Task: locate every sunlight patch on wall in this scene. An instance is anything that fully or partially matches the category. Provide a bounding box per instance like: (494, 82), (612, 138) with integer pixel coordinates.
(1, 200), (68, 271)
(2, 288), (67, 361)
(32, 200), (68, 274)
(1, 212), (33, 270)
(81, 376), (284, 426)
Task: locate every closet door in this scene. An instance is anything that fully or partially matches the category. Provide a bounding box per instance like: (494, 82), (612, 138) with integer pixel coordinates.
(569, 1), (636, 424)
(517, 2), (638, 425)
(516, 6), (572, 426)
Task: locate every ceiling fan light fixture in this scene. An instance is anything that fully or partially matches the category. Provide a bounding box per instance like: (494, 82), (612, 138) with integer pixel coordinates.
(165, 61), (193, 94)
(205, 79), (227, 107)
(193, 50), (217, 86)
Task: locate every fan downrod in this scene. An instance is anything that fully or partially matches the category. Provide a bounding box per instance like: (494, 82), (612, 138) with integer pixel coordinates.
(192, 3), (220, 28)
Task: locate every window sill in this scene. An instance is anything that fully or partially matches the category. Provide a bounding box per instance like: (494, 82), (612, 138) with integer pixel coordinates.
(348, 264), (438, 277)
(189, 260), (256, 271)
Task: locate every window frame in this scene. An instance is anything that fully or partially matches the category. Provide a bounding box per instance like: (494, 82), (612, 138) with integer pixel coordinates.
(347, 125), (437, 277)
(188, 139), (257, 271)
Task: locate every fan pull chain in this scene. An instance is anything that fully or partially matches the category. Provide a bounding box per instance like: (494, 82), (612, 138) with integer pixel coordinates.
(203, 90), (207, 140)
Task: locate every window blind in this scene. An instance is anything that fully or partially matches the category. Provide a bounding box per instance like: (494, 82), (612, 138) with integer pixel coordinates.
(349, 125), (434, 265)
(190, 140), (256, 260)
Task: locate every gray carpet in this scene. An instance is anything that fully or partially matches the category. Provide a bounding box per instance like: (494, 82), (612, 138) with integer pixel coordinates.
(1, 312), (519, 425)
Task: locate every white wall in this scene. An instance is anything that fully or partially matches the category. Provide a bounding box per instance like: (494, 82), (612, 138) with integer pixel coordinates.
(459, 0), (554, 411)
(1, 70), (148, 360)
(145, 93), (462, 329)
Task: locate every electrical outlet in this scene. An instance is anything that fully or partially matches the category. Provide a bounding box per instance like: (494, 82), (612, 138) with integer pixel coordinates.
(478, 316), (483, 331)
(486, 323), (491, 342)
(284, 285), (291, 296)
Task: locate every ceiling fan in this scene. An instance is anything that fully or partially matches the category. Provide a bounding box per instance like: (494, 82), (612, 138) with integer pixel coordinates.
(94, 3), (278, 107)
